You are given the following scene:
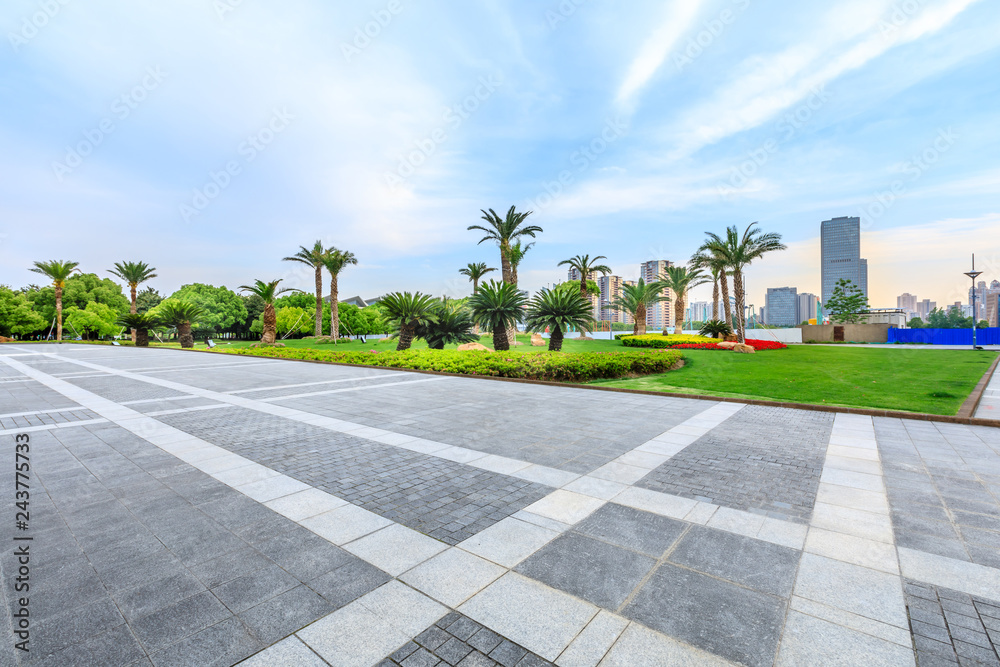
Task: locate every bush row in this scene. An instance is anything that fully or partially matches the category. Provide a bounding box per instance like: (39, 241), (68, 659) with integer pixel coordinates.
(619, 334), (716, 348)
(218, 347), (684, 382)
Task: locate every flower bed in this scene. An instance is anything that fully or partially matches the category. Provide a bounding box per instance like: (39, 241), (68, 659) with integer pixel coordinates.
(216, 347), (684, 382)
(620, 335), (786, 351)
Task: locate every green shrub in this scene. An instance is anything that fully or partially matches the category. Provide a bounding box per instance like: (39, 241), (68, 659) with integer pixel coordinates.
(620, 334), (715, 348)
(216, 347), (683, 382)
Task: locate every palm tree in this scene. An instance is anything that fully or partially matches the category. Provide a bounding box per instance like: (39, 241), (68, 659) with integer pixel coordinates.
(694, 245), (733, 328)
(557, 254), (611, 338)
(507, 241), (534, 285)
(608, 278), (668, 335)
(659, 265), (708, 335)
(30, 260), (80, 341)
(419, 300), (478, 349)
(108, 261), (158, 343)
(699, 319), (733, 339)
(379, 292), (440, 351)
(701, 223), (786, 343)
(283, 240), (327, 338)
(468, 280), (527, 351)
(691, 253), (719, 322)
(155, 300), (205, 348)
(458, 262), (496, 294)
(468, 206), (542, 285)
(116, 312), (159, 347)
(524, 289), (596, 351)
(238, 279), (299, 345)
(320, 248), (357, 341)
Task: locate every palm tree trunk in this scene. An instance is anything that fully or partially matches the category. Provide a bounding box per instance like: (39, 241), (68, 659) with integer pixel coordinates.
(55, 285), (63, 341)
(314, 267), (323, 338)
(493, 325), (510, 351)
(712, 278), (720, 321)
(330, 276), (340, 341)
(721, 273), (732, 328)
(397, 324), (415, 351)
(635, 303), (646, 335)
(130, 284), (137, 344)
(179, 323), (194, 348)
(261, 305), (277, 344)
(500, 247), (517, 345)
(548, 326), (564, 351)
(472, 278), (481, 335)
(674, 293), (685, 335)
(136, 328), (149, 347)
(734, 271), (747, 343)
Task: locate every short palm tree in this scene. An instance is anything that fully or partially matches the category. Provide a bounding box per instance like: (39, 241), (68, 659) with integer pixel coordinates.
(30, 260), (80, 341)
(699, 319), (733, 339)
(468, 206), (542, 285)
(239, 279), (299, 344)
(458, 262), (496, 294)
(283, 240), (327, 338)
(155, 300), (205, 348)
(507, 241), (534, 285)
(320, 248), (357, 340)
(701, 223), (786, 342)
(524, 289), (595, 351)
(468, 280), (527, 351)
(116, 312), (159, 347)
(108, 261), (158, 343)
(379, 292), (440, 351)
(608, 278), (668, 335)
(419, 300), (478, 349)
(659, 265), (708, 335)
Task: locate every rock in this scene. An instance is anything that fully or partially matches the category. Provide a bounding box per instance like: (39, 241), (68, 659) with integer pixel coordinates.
(530, 333), (545, 346)
(724, 334), (738, 342)
(249, 342), (286, 348)
(457, 342), (490, 351)
(717, 341), (737, 349)
(733, 343), (756, 354)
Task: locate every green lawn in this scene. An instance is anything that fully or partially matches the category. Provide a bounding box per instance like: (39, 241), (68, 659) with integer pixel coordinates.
(591, 345), (997, 415)
(152, 334), (624, 353)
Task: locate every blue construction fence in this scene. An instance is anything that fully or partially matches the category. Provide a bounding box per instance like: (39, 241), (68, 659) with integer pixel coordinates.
(887, 327), (1000, 345)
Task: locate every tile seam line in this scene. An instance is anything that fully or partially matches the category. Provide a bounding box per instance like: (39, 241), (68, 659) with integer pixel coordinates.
(163, 347), (1000, 426)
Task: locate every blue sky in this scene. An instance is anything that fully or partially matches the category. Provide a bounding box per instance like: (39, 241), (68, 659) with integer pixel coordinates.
(1, 0), (998, 310)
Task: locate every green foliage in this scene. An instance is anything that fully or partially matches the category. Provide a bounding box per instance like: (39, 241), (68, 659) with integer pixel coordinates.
(419, 301), (478, 349)
(135, 287), (162, 314)
(825, 279), (869, 324)
(153, 299), (206, 327)
(275, 307), (313, 335)
(524, 289), (596, 351)
(620, 334), (715, 348)
(220, 347), (684, 383)
(0, 286), (46, 336)
(380, 291), (440, 351)
(238, 279), (298, 304)
(699, 320), (733, 339)
(459, 262), (496, 291)
(168, 284), (247, 334)
(116, 311), (159, 330)
(926, 306), (978, 329)
(108, 261), (157, 290)
(64, 302), (120, 338)
(338, 302), (388, 337)
(468, 280), (527, 351)
(30, 259), (80, 286)
(26, 273), (129, 322)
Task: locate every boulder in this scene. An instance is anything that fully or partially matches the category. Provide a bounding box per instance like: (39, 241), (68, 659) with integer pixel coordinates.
(717, 341), (738, 349)
(530, 333), (545, 346)
(458, 342), (490, 351)
(733, 343), (756, 354)
(724, 334), (738, 342)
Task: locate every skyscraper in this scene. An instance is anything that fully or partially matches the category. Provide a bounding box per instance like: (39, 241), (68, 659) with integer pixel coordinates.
(598, 275), (634, 324)
(765, 287), (798, 326)
(639, 260), (673, 330)
(798, 292), (818, 323)
(821, 216), (868, 305)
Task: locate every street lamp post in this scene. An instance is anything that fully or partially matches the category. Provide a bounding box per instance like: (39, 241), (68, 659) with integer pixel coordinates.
(964, 254), (982, 350)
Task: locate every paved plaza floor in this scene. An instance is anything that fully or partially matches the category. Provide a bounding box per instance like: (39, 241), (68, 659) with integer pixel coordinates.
(1, 343), (999, 666)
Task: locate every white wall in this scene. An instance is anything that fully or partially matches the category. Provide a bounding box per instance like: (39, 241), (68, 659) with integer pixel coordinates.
(744, 328), (803, 343)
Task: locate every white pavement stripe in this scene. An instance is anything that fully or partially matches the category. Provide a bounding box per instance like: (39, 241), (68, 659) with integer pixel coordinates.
(258, 377), (446, 401)
(0, 406), (94, 419)
(0, 418), (109, 436)
(898, 547), (1000, 602)
(226, 374), (400, 394)
(143, 404), (235, 417)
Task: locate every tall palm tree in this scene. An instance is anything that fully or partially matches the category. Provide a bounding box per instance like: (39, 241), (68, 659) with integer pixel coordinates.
(702, 223), (786, 343)
(468, 206), (542, 285)
(108, 261), (158, 343)
(379, 292), (440, 351)
(283, 240), (327, 338)
(468, 280), (527, 351)
(608, 278), (669, 335)
(524, 288), (595, 351)
(695, 243), (733, 327)
(239, 279), (299, 344)
(659, 265), (708, 335)
(458, 262), (496, 294)
(507, 241), (534, 285)
(691, 253), (720, 322)
(320, 248), (357, 340)
(30, 260), (80, 341)
(154, 300), (205, 349)
(557, 254), (611, 338)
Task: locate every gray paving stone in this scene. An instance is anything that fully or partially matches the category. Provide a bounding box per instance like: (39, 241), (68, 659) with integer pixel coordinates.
(210, 563), (300, 614)
(381, 613), (551, 667)
(306, 558), (392, 608)
(573, 502), (686, 557)
(148, 617), (262, 667)
(238, 584), (334, 644)
(130, 590), (232, 652)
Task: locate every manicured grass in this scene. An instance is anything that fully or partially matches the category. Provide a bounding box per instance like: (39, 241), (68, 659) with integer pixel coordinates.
(151, 334), (626, 353)
(590, 345), (998, 415)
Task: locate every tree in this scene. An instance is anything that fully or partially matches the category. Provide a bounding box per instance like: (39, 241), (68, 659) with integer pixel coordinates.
(29, 260), (80, 341)
(825, 279), (869, 324)
(698, 223), (786, 342)
(153, 300), (206, 348)
(379, 292), (439, 351)
(235, 294), (265, 339)
(116, 312), (159, 347)
(320, 248), (358, 342)
(168, 284), (247, 337)
(275, 306), (313, 336)
(239, 280), (299, 344)
(468, 206), (542, 286)
(608, 278), (668, 335)
(459, 262), (496, 293)
(64, 302), (120, 339)
(524, 288), (595, 351)
(418, 300), (478, 349)
(108, 261), (157, 343)
(557, 255), (611, 337)
(507, 241), (534, 285)
(283, 240), (328, 338)
(468, 280), (527, 351)
(659, 265), (708, 335)
(0, 287), (46, 337)
(699, 319), (733, 339)
(135, 287), (162, 314)
(692, 252), (727, 323)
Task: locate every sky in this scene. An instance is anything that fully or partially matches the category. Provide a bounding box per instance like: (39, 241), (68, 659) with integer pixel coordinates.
(1, 0), (998, 311)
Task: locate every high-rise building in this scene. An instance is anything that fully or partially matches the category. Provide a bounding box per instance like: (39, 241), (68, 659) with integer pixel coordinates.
(598, 275), (635, 324)
(897, 293), (917, 313)
(639, 260), (673, 330)
(821, 216), (868, 305)
(567, 267), (601, 321)
(765, 287), (798, 326)
(916, 298), (936, 322)
(798, 292), (818, 324)
(687, 301), (710, 323)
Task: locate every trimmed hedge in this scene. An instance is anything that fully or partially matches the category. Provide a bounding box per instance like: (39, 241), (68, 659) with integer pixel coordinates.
(216, 347), (683, 382)
(619, 334), (716, 348)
